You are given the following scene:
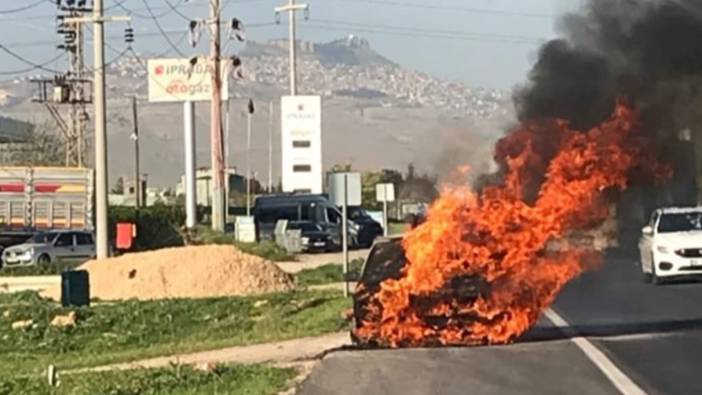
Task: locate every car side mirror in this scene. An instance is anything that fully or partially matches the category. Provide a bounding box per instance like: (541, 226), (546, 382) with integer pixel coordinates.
(642, 226), (654, 236)
(344, 270), (361, 283)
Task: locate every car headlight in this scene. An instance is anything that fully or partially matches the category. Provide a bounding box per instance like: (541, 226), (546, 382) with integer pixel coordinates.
(301, 237), (310, 244)
(657, 246), (670, 254)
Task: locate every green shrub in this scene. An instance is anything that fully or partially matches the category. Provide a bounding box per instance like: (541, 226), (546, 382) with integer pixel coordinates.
(109, 204), (185, 251)
(0, 261), (83, 277)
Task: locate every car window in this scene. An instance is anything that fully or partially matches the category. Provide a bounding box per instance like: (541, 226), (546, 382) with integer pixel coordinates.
(326, 207), (341, 224)
(298, 222), (322, 232)
(76, 233), (94, 245)
(29, 232), (58, 244)
(649, 211), (659, 227)
(256, 206), (300, 223)
(55, 233), (74, 247)
(657, 212), (702, 233)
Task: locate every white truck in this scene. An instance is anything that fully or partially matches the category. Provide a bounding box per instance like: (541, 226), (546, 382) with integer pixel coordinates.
(0, 167), (94, 254)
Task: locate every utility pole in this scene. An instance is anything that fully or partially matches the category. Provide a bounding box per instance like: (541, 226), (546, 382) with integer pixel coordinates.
(184, 101), (197, 229)
(32, 2), (92, 168)
(268, 101), (273, 192)
(246, 99), (255, 216)
(275, 0), (309, 95)
(64, 2), (130, 259)
(131, 96), (141, 209)
(93, 0), (109, 258)
(210, 0), (226, 231)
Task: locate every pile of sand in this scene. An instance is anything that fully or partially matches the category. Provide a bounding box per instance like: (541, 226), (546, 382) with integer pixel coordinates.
(43, 245), (294, 301)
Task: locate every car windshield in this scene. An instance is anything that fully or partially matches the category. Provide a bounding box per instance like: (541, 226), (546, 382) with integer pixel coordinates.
(28, 232), (58, 244)
(657, 212), (702, 233)
(348, 207), (368, 219)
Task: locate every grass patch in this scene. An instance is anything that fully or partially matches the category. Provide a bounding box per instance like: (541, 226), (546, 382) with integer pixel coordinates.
(0, 261), (83, 277)
(188, 227), (294, 262)
(296, 259), (365, 286)
(0, 364), (294, 395)
(388, 222), (406, 236)
(0, 290), (349, 376)
(234, 241), (294, 262)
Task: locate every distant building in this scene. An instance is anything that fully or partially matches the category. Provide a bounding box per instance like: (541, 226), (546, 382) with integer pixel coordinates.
(175, 168), (245, 207)
(108, 175), (173, 207)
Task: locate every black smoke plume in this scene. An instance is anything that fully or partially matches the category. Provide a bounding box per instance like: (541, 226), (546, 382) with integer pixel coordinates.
(516, 0), (702, 138)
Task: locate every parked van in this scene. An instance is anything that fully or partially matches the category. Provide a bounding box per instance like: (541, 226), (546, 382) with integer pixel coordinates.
(253, 194), (382, 248)
(253, 194), (347, 246)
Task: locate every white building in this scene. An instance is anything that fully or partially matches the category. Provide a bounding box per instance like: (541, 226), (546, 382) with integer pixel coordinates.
(281, 95), (323, 194)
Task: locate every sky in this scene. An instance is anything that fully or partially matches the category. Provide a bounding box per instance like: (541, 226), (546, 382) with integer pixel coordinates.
(0, 0), (583, 89)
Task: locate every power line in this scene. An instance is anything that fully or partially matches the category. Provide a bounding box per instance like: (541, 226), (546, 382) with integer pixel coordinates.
(0, 44), (62, 73)
(141, 0), (188, 57)
(332, 0), (553, 19)
(0, 51), (64, 75)
(162, 0), (191, 21)
(309, 18), (545, 43)
(0, 0), (48, 15)
(115, 0), (188, 20)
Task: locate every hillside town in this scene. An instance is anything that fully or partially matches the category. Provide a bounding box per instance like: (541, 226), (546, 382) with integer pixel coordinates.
(105, 37), (509, 118)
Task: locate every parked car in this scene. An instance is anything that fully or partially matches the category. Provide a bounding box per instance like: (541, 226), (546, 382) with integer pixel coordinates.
(1, 230), (95, 267)
(347, 207), (384, 248)
(639, 207), (702, 284)
(287, 221), (334, 253)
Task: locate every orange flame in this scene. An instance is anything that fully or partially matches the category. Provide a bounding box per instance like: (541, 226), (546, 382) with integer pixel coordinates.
(356, 101), (670, 347)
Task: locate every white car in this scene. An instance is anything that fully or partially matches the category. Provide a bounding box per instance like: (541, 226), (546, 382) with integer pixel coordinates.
(639, 207), (702, 284)
(1, 230), (96, 267)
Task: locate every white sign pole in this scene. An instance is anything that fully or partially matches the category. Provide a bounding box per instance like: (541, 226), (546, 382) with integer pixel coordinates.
(383, 184), (388, 237)
(246, 109), (252, 216)
(342, 173), (349, 298)
(184, 101), (197, 229)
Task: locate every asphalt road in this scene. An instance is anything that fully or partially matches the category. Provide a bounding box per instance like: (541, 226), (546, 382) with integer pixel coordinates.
(298, 252), (702, 395)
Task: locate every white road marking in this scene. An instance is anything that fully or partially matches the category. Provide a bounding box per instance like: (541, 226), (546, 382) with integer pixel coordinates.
(544, 308), (647, 395)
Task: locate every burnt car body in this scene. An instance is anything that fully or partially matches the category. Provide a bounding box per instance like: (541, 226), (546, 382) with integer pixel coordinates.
(348, 236), (491, 348)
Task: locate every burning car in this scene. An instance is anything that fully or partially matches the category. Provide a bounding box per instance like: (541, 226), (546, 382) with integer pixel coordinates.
(345, 103), (667, 349)
(347, 236), (491, 348)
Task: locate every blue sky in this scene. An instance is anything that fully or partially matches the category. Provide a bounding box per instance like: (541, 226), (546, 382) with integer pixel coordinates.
(0, 0), (582, 89)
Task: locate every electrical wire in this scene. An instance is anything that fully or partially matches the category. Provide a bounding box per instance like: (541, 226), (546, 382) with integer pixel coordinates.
(0, 51), (64, 75)
(141, 0), (188, 57)
(308, 18), (545, 43)
(332, 0), (553, 19)
(302, 23), (541, 45)
(114, 0), (187, 20)
(0, 44), (62, 73)
(162, 0), (191, 21)
(0, 0), (48, 15)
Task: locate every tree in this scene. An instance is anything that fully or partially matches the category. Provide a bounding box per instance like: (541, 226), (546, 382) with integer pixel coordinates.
(329, 163), (353, 173)
(362, 169), (403, 209)
(111, 177), (125, 194)
(1, 122), (63, 166)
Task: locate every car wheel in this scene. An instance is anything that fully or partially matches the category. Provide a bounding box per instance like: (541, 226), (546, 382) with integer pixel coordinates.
(37, 254), (51, 265)
(650, 254), (663, 285)
(640, 260), (652, 283)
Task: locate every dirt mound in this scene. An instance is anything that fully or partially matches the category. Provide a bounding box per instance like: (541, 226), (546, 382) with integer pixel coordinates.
(43, 245), (294, 301)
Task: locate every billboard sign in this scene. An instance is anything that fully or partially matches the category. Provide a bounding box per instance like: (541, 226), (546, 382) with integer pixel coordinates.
(328, 172), (362, 207)
(281, 95), (323, 194)
(147, 58), (229, 103)
(376, 183), (396, 202)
